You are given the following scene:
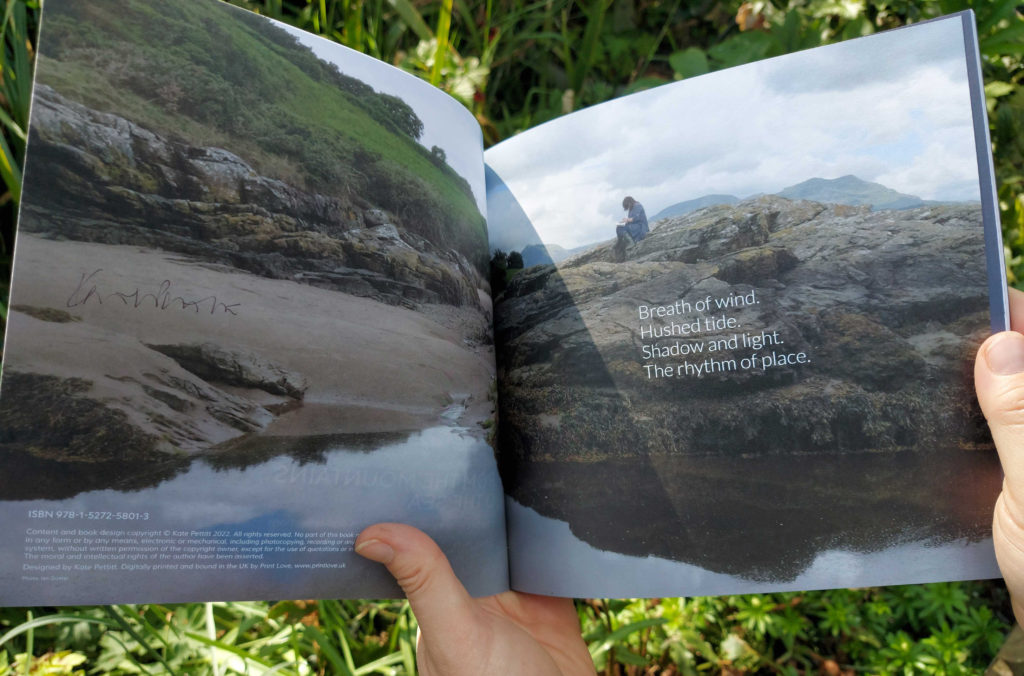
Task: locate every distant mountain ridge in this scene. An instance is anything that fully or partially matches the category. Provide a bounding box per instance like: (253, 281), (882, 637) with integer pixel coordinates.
(526, 175), (965, 263)
(647, 175), (957, 225)
(521, 242), (589, 267)
(650, 194), (740, 222)
(777, 175), (936, 210)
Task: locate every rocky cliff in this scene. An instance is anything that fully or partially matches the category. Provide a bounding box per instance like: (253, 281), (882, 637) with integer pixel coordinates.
(495, 195), (997, 577)
(20, 85), (485, 310)
(497, 195), (990, 459)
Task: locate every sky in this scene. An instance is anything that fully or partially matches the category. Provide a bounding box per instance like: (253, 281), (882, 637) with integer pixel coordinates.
(484, 15), (983, 252)
(275, 23), (487, 214)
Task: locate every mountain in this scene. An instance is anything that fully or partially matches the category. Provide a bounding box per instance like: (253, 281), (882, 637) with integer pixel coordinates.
(519, 176), (955, 270)
(651, 194), (739, 222)
(520, 242), (588, 267)
(777, 175), (927, 210)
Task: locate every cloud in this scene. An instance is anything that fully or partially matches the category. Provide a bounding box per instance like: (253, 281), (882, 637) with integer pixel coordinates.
(763, 17), (965, 96)
(485, 15), (980, 250)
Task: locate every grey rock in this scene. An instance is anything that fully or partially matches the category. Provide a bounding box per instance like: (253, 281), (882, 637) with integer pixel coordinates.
(146, 342), (308, 400)
(21, 85), (484, 310)
(495, 194), (994, 575)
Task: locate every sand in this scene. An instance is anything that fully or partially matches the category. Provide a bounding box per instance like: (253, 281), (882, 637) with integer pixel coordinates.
(3, 234), (496, 449)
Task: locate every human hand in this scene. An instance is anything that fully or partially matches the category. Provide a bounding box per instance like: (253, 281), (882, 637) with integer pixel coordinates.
(975, 287), (1024, 624)
(355, 523), (595, 675)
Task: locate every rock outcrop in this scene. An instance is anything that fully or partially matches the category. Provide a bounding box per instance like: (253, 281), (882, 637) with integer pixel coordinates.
(146, 343), (308, 400)
(495, 195), (997, 578)
(497, 196), (989, 455)
(20, 85), (484, 309)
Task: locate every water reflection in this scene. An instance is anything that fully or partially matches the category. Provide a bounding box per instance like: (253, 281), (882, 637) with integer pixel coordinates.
(508, 499), (1000, 599)
(0, 426), (509, 605)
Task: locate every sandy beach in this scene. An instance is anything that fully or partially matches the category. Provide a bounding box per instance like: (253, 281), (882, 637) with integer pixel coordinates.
(3, 234), (496, 453)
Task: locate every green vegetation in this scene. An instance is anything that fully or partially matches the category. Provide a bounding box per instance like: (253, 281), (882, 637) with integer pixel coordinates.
(1, 0), (1022, 672)
(0, 0), (34, 334)
(488, 248), (524, 294)
(0, 582), (1011, 674)
(35, 0), (487, 270)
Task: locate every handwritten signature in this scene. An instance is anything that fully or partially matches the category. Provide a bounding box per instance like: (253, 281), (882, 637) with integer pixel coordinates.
(66, 269), (241, 316)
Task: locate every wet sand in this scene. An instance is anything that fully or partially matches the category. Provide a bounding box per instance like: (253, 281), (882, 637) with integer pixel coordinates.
(2, 234), (496, 481)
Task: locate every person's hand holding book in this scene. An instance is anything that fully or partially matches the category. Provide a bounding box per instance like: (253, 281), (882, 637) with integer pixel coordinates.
(356, 523), (595, 675)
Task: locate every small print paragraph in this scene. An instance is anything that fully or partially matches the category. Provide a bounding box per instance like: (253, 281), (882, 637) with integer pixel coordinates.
(636, 290), (809, 380)
(22, 527), (354, 576)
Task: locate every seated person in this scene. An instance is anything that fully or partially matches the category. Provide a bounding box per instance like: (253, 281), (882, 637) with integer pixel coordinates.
(616, 196), (649, 243)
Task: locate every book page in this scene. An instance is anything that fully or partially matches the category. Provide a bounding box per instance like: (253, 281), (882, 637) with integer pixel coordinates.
(0, 0), (506, 605)
(485, 12), (1007, 597)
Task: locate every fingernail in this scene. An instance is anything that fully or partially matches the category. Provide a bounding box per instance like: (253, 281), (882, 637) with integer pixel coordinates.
(987, 332), (1024, 375)
(355, 539), (395, 564)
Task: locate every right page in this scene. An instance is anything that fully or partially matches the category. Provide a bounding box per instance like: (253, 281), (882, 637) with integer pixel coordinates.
(485, 11), (1008, 598)
(0, 0), (505, 606)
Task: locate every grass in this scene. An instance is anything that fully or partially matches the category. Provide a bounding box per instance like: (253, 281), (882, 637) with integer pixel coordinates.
(35, 0), (487, 266)
(0, 583), (1012, 674)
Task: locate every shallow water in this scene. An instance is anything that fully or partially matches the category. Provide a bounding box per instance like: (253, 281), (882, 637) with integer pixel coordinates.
(505, 447), (1003, 594)
(507, 498), (1000, 598)
(0, 426), (508, 605)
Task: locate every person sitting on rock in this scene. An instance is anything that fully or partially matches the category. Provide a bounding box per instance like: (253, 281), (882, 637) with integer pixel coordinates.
(614, 196), (648, 261)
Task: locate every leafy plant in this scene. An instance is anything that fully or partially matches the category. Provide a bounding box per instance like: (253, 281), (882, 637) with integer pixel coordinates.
(0, 0), (35, 345)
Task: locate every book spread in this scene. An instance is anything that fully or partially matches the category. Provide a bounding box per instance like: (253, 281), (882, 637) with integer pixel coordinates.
(0, 0), (1007, 605)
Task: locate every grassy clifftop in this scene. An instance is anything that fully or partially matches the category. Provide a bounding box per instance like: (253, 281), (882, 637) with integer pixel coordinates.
(35, 0), (487, 269)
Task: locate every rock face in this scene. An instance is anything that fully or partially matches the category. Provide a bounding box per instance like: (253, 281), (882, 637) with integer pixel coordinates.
(20, 85), (484, 309)
(495, 195), (998, 579)
(146, 343), (308, 400)
(0, 372), (191, 500)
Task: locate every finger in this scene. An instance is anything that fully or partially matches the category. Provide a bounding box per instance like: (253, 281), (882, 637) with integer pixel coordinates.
(355, 523), (479, 636)
(1009, 287), (1024, 332)
(975, 330), (1024, 622)
(976, 331), (1024, 488)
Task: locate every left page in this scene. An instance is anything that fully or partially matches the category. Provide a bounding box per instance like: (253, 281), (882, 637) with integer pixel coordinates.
(0, 0), (506, 605)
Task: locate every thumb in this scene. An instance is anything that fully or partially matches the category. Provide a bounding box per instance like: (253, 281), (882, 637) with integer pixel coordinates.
(975, 331), (1024, 621)
(976, 331), (1024, 489)
(355, 523), (479, 634)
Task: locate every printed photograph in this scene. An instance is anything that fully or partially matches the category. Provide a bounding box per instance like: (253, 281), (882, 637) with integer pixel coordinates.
(484, 14), (1003, 596)
(0, 0), (506, 603)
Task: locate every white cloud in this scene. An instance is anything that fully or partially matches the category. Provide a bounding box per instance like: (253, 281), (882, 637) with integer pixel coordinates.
(485, 15), (981, 250)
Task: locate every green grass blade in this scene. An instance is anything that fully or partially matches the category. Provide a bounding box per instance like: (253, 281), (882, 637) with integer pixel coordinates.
(303, 624), (352, 675)
(21, 609), (31, 676)
(335, 624), (358, 674)
(430, 0), (454, 86)
(570, 0), (611, 94)
(0, 103), (25, 143)
(2, 0), (32, 136)
(104, 606), (179, 676)
(397, 610), (416, 674)
(588, 617), (667, 660)
(353, 651), (405, 674)
(0, 130), (22, 205)
(386, 0), (433, 42)
(204, 602), (221, 676)
(0, 614), (119, 647)
(184, 632), (287, 672)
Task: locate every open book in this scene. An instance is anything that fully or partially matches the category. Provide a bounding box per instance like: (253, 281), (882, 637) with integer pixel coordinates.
(0, 0), (1007, 605)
